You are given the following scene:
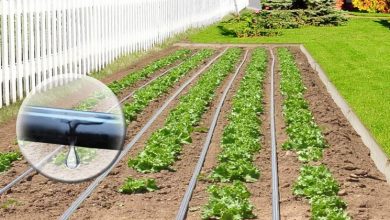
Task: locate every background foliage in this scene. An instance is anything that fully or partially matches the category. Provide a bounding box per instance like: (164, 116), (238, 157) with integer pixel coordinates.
(219, 0), (346, 37)
(352, 0), (390, 13)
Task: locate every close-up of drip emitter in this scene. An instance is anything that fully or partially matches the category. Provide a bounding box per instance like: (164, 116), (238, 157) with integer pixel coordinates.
(18, 106), (125, 170)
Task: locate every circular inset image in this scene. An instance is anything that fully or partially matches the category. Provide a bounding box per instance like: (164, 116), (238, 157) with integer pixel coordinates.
(16, 76), (126, 183)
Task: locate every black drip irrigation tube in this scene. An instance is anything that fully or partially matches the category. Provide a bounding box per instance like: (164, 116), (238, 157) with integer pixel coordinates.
(19, 106), (124, 150)
(269, 47), (280, 220)
(176, 49), (249, 220)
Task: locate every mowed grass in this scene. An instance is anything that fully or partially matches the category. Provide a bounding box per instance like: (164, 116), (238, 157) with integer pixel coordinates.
(189, 17), (390, 155)
(344, 11), (390, 18)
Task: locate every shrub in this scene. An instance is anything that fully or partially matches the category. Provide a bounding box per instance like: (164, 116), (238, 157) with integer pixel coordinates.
(219, 5), (346, 38)
(219, 0), (347, 38)
(218, 10), (301, 37)
(352, 0), (390, 13)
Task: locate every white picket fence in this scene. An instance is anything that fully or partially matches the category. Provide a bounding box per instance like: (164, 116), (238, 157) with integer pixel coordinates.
(0, 0), (248, 108)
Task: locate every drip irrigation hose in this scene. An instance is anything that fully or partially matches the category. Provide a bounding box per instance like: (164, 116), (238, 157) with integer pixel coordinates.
(270, 47), (280, 220)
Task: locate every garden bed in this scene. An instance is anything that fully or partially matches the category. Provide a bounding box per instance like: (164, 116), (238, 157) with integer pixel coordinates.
(0, 44), (389, 219)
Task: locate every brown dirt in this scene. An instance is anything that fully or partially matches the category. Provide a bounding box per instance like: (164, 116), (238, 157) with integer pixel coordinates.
(289, 47), (390, 220)
(0, 47), (220, 220)
(69, 48), (244, 220)
(0, 121), (17, 152)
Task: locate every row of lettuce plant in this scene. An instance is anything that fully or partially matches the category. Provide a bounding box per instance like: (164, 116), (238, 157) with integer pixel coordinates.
(109, 49), (191, 95)
(278, 48), (349, 219)
(202, 48), (267, 219)
(74, 49), (191, 112)
(278, 48), (326, 162)
(123, 49), (214, 122)
(119, 48), (243, 194)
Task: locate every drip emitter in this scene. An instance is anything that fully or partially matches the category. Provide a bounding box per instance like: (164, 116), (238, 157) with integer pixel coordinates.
(18, 106), (125, 169)
(15, 76), (125, 183)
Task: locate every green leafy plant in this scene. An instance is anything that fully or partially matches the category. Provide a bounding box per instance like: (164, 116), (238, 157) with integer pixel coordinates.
(128, 48), (242, 173)
(311, 196), (350, 220)
(293, 165), (340, 198)
(1, 198), (22, 209)
(202, 182), (255, 220)
(0, 151), (20, 172)
(293, 165), (349, 219)
(119, 177), (158, 194)
(210, 159), (260, 183)
(123, 49), (214, 123)
(278, 48), (326, 162)
(108, 49), (191, 95)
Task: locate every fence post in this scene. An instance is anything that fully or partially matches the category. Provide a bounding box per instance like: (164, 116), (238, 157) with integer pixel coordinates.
(15, 0), (23, 99)
(3, 0), (10, 106)
(22, 0), (29, 93)
(9, 0), (17, 102)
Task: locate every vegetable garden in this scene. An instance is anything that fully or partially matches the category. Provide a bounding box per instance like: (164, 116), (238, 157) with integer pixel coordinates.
(1, 44), (390, 220)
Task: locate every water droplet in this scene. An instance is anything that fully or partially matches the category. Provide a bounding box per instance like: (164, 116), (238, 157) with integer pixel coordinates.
(66, 145), (80, 169)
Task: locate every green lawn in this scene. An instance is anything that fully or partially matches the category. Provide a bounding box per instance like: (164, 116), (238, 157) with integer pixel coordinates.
(188, 17), (390, 155)
(344, 11), (390, 17)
